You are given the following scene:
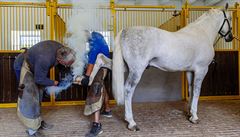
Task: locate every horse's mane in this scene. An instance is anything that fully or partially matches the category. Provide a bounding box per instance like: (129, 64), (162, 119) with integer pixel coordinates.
(194, 9), (222, 23)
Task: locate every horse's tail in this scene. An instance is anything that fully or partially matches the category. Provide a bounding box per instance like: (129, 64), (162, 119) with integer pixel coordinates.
(112, 29), (125, 105)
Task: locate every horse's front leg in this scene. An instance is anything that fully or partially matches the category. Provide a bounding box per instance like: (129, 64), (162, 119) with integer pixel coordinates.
(186, 71), (193, 116)
(189, 68), (208, 124)
(124, 71), (143, 131)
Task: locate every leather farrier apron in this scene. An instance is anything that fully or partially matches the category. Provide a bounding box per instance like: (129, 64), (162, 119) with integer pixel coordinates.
(84, 68), (108, 116)
(17, 60), (43, 130)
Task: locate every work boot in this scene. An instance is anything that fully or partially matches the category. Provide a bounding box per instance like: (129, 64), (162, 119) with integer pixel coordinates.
(100, 110), (112, 118)
(26, 130), (45, 137)
(40, 121), (54, 130)
(85, 122), (103, 137)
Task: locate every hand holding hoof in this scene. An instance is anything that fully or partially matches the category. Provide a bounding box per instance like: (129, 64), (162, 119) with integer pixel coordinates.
(73, 75), (83, 85)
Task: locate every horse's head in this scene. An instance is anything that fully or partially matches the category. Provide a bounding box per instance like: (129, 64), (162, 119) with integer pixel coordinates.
(217, 3), (233, 42)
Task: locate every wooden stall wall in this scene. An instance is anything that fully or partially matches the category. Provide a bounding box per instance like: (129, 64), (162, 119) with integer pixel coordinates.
(201, 51), (239, 96)
(0, 53), (18, 103)
(0, 53), (51, 103)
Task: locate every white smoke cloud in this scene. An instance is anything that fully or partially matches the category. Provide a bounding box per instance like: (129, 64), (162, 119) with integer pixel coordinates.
(65, 0), (109, 79)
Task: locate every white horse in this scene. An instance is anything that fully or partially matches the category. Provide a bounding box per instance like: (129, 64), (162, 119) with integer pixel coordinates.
(112, 6), (233, 131)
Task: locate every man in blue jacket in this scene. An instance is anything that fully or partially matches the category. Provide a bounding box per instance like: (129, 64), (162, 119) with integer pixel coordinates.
(81, 31), (110, 85)
(81, 31), (112, 137)
(14, 40), (75, 137)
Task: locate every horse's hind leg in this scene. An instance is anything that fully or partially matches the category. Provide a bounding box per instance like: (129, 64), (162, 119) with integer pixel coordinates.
(189, 67), (208, 124)
(124, 68), (145, 131)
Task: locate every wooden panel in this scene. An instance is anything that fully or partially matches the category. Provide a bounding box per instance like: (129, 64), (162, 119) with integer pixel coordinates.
(201, 51), (239, 96)
(1, 51), (238, 103)
(0, 53), (18, 103)
(0, 52), (113, 103)
(0, 53), (50, 103)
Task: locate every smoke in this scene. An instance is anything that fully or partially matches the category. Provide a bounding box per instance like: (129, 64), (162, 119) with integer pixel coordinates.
(45, 73), (73, 95)
(45, 0), (109, 95)
(65, 0), (109, 79)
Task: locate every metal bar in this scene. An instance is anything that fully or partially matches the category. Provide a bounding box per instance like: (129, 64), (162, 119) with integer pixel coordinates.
(237, 3), (240, 96)
(49, 0), (58, 105)
(0, 2), (46, 7)
(33, 7), (36, 45)
(10, 7), (13, 50)
(16, 7), (19, 50)
(181, 72), (186, 100)
(0, 50), (23, 53)
(110, 0), (116, 39)
(57, 3), (176, 9)
(0, 103), (16, 108)
(115, 5), (175, 9)
(214, 49), (238, 52)
(22, 7), (26, 48)
(0, 7), (2, 50)
(29, 7), (32, 46)
(54, 100), (116, 106)
(0, 100), (116, 108)
(13, 7), (16, 50)
(54, 101), (86, 106)
(181, 2), (189, 101)
(199, 96), (240, 100)
(189, 6), (236, 11)
(4, 7), (7, 50)
(57, 4), (72, 8)
(115, 9), (176, 12)
(26, 7), (29, 47)
(57, 4), (110, 9)
(42, 8), (46, 40)
(0, 102), (53, 108)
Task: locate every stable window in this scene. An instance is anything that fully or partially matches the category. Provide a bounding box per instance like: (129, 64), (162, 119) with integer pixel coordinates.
(11, 31), (41, 50)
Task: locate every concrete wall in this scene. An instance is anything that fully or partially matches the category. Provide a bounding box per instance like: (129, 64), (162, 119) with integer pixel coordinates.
(132, 67), (182, 102)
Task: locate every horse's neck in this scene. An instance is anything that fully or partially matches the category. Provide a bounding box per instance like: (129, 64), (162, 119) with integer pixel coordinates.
(183, 14), (222, 44)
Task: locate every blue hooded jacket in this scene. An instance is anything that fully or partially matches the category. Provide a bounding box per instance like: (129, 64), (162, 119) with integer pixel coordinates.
(88, 32), (110, 64)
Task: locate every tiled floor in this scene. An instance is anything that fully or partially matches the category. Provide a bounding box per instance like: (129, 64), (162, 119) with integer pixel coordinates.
(0, 100), (240, 137)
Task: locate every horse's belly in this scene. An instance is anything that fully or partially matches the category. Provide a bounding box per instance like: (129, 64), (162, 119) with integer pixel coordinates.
(149, 56), (193, 72)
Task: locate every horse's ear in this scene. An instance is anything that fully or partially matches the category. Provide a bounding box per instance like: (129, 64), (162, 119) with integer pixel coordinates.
(225, 3), (229, 11)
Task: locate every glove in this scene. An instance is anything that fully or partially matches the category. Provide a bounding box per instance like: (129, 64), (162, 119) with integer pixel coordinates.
(81, 74), (90, 87)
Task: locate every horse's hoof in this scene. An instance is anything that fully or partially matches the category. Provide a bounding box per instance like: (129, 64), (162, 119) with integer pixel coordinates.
(128, 125), (140, 131)
(189, 117), (200, 124)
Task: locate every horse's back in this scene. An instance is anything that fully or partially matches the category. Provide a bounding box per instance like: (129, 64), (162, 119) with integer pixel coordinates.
(120, 27), (167, 65)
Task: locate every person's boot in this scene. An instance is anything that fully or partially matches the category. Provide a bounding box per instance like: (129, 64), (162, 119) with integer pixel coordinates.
(100, 110), (112, 118)
(40, 121), (54, 130)
(85, 122), (103, 137)
(26, 129), (45, 137)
